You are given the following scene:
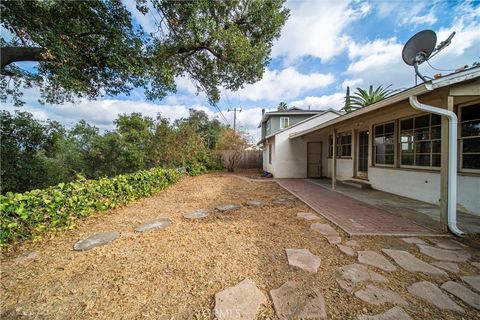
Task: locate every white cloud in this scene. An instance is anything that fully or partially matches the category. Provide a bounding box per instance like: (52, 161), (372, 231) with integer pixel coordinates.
(122, 0), (158, 34)
(403, 11), (437, 27)
(272, 0), (371, 63)
(347, 37), (403, 74)
(342, 78), (364, 90)
(227, 67), (334, 102)
(290, 92), (345, 111)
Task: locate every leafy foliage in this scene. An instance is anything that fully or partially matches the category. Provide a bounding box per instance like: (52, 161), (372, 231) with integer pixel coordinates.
(0, 167), (181, 245)
(277, 101), (288, 110)
(1, 0), (289, 106)
(1, 109), (225, 194)
(344, 85), (399, 111)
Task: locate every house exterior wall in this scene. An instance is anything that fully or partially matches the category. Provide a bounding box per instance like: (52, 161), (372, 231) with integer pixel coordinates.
(268, 112), (341, 178)
(302, 88), (480, 215)
(262, 136), (275, 173)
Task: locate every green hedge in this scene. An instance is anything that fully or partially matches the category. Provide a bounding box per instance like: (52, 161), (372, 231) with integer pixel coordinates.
(0, 167), (183, 246)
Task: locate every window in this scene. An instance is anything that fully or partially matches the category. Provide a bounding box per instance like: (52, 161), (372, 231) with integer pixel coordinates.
(400, 114), (441, 167)
(280, 117), (289, 129)
(460, 104), (480, 171)
(268, 144), (272, 164)
(328, 133), (351, 158)
(374, 122), (395, 165)
(266, 119), (271, 134)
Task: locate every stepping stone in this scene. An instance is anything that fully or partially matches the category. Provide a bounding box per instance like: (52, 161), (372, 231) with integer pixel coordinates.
(12, 252), (39, 266)
(73, 231), (119, 251)
(416, 244), (471, 262)
(135, 218), (171, 232)
(461, 275), (480, 292)
(381, 249), (446, 275)
(401, 237), (427, 245)
(214, 279), (266, 320)
(358, 251), (396, 272)
(326, 236), (342, 244)
(428, 238), (466, 250)
(471, 262), (480, 269)
(337, 244), (355, 257)
(441, 281), (480, 310)
(285, 249), (321, 273)
(216, 204), (241, 212)
(407, 281), (463, 313)
(336, 264), (387, 293)
(345, 240), (359, 247)
(270, 281), (327, 319)
(431, 261), (459, 273)
(355, 285), (408, 306)
(272, 198), (291, 204)
(246, 200), (265, 206)
(296, 212), (320, 221)
(310, 223), (339, 236)
(183, 209), (210, 219)
(357, 307), (412, 320)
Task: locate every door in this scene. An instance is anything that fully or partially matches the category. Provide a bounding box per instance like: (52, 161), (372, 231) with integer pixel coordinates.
(307, 142), (322, 178)
(357, 131), (369, 178)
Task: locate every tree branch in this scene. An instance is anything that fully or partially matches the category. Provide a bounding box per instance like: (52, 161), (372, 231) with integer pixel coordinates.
(1, 47), (45, 71)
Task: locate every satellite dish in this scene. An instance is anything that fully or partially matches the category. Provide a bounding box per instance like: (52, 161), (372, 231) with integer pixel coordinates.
(402, 29), (456, 84)
(402, 30), (437, 66)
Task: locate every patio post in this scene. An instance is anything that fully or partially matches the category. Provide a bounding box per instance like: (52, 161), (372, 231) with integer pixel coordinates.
(439, 96), (454, 232)
(332, 129), (337, 190)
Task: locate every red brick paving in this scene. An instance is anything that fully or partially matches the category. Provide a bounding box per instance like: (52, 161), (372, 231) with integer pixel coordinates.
(277, 179), (438, 235)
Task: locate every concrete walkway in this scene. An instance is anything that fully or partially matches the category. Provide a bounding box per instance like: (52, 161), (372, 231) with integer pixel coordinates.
(311, 179), (480, 235)
(277, 179), (440, 236)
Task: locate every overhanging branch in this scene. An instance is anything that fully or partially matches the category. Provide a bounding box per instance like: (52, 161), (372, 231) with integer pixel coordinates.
(1, 47), (45, 72)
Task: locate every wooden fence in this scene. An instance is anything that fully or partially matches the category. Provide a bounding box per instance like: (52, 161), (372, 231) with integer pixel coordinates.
(217, 150), (263, 169)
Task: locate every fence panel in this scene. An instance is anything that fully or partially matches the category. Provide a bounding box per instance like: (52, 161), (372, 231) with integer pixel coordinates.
(218, 150), (263, 169)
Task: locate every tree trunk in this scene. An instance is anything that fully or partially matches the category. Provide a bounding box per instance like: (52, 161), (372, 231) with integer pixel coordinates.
(1, 46), (45, 70)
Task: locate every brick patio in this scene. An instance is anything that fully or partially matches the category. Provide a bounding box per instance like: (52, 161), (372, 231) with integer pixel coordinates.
(277, 179), (440, 236)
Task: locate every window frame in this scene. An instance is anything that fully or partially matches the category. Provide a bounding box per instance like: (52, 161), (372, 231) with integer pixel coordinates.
(279, 117), (290, 130)
(398, 113), (442, 170)
(329, 131), (352, 159)
(373, 121), (396, 167)
(459, 102), (480, 173)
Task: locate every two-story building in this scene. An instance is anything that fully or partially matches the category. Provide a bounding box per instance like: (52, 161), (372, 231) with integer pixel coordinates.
(258, 107), (343, 178)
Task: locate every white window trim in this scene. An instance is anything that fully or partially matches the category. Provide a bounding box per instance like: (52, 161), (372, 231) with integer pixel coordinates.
(459, 102), (480, 174)
(398, 113), (441, 170)
(280, 117), (289, 129)
(373, 121), (396, 167)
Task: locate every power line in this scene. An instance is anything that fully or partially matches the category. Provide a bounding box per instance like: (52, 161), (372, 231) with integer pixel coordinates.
(228, 108), (242, 133)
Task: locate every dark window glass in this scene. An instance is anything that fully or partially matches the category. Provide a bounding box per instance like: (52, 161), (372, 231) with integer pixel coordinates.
(462, 120), (480, 137)
(463, 154), (480, 169)
(432, 154), (441, 167)
(415, 141), (431, 153)
(432, 141), (441, 153)
(375, 125), (383, 136)
(431, 114), (441, 126)
(401, 118), (413, 130)
(415, 115), (430, 128)
(462, 104), (480, 122)
(463, 137), (480, 153)
(385, 122), (395, 134)
(401, 154), (414, 165)
(376, 154), (385, 164)
(415, 154), (430, 166)
(431, 126), (441, 139)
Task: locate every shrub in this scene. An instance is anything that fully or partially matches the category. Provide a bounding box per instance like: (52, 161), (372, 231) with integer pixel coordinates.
(0, 167), (182, 246)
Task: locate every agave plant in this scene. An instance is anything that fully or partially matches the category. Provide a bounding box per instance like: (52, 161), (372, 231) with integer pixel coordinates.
(349, 85), (399, 109)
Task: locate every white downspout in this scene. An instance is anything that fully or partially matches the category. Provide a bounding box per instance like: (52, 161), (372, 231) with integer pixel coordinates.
(409, 95), (464, 236)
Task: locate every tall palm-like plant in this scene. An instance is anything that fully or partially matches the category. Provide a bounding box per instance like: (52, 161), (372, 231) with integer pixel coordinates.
(349, 85), (398, 109)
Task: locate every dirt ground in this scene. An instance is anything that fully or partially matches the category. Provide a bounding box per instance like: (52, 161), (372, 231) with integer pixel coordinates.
(1, 173), (479, 319)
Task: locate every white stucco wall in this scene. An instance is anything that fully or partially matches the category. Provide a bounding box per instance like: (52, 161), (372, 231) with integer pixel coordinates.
(269, 112), (341, 178)
(325, 158), (354, 180)
(369, 167), (480, 215)
(262, 137), (275, 174)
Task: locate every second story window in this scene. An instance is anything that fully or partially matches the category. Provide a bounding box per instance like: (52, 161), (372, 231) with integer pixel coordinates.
(280, 117), (290, 129)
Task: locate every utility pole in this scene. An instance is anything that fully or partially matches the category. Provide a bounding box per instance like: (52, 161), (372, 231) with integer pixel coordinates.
(228, 108), (242, 133)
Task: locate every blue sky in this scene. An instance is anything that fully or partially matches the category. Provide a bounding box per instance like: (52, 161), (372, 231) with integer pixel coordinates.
(2, 0), (480, 143)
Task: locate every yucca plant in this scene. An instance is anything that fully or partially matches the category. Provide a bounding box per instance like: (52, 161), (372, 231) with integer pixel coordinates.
(351, 85), (399, 108)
